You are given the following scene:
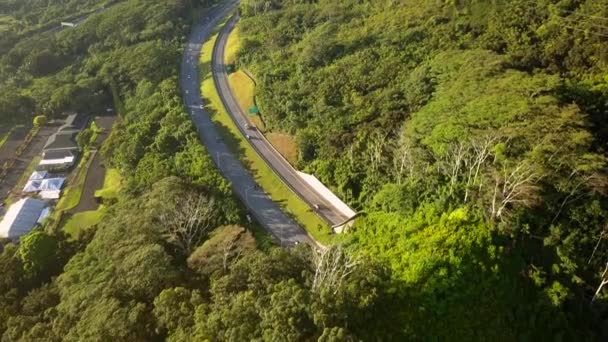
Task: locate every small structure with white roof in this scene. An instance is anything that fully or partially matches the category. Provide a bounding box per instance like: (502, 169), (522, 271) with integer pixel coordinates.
(296, 171), (358, 233)
(23, 180), (43, 193)
(38, 178), (65, 199)
(38, 150), (76, 170)
(21, 177), (65, 199)
(28, 171), (48, 181)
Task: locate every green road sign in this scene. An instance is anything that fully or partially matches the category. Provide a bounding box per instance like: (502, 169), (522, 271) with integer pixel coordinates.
(248, 106), (259, 115)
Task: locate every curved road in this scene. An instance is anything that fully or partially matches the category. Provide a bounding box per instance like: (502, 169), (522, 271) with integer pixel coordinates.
(180, 1), (314, 247)
(212, 15), (352, 227)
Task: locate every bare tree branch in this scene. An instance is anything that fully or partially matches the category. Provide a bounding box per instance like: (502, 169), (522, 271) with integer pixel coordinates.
(589, 224), (608, 265)
(592, 261), (608, 305)
(312, 245), (360, 295)
(490, 160), (542, 220)
(159, 193), (218, 254)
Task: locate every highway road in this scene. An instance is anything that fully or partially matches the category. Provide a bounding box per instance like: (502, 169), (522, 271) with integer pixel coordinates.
(180, 0), (315, 247)
(212, 15), (353, 227)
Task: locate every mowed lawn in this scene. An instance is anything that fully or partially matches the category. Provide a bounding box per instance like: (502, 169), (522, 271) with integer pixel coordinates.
(198, 25), (332, 245)
(94, 168), (122, 200)
(223, 25), (240, 65)
(63, 167), (122, 238)
(62, 208), (104, 238)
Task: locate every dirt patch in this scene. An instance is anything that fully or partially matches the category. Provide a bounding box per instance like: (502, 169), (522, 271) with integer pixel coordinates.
(267, 132), (298, 165)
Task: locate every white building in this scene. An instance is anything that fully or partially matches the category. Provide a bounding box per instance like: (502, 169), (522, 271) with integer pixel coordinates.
(0, 198), (48, 239)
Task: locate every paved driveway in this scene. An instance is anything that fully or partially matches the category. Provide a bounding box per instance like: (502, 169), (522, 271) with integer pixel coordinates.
(69, 115), (116, 213)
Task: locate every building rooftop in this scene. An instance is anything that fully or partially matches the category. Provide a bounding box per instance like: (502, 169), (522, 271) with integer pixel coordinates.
(42, 149), (76, 160)
(0, 198), (47, 239)
(43, 131), (79, 151)
(58, 113), (89, 132)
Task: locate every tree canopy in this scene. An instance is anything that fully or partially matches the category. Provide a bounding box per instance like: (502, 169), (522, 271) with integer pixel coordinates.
(2, 0), (608, 340)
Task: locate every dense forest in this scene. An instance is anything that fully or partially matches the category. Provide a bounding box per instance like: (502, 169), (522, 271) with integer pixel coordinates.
(0, 0), (393, 340)
(235, 0), (608, 339)
(1, 0), (608, 340)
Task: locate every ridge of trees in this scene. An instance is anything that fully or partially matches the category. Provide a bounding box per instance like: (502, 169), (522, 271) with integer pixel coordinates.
(235, 0), (608, 339)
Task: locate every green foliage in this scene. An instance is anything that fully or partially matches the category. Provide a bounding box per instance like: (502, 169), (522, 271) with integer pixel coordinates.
(236, 0), (608, 338)
(187, 225), (257, 277)
(52, 199), (181, 339)
(76, 127), (93, 149)
(153, 287), (203, 338)
(32, 114), (46, 127)
(18, 230), (59, 281)
(189, 246), (392, 341)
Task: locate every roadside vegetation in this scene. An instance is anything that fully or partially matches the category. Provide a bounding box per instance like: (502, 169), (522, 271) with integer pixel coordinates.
(225, 27), (300, 162)
(61, 208), (104, 238)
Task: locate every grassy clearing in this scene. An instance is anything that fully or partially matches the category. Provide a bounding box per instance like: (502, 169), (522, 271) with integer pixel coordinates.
(56, 151), (95, 211)
(94, 168), (121, 200)
(62, 207), (104, 238)
(227, 71), (267, 128)
(4, 156), (41, 206)
(228, 71), (255, 115)
(198, 25), (332, 245)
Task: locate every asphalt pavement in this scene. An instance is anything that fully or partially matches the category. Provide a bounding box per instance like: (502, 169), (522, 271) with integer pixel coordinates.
(212, 16), (352, 227)
(180, 1), (315, 247)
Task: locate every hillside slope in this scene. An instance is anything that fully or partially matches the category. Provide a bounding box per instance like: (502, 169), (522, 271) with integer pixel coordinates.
(236, 0), (608, 339)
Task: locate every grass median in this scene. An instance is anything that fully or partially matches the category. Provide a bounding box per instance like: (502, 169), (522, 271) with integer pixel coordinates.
(198, 21), (333, 245)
